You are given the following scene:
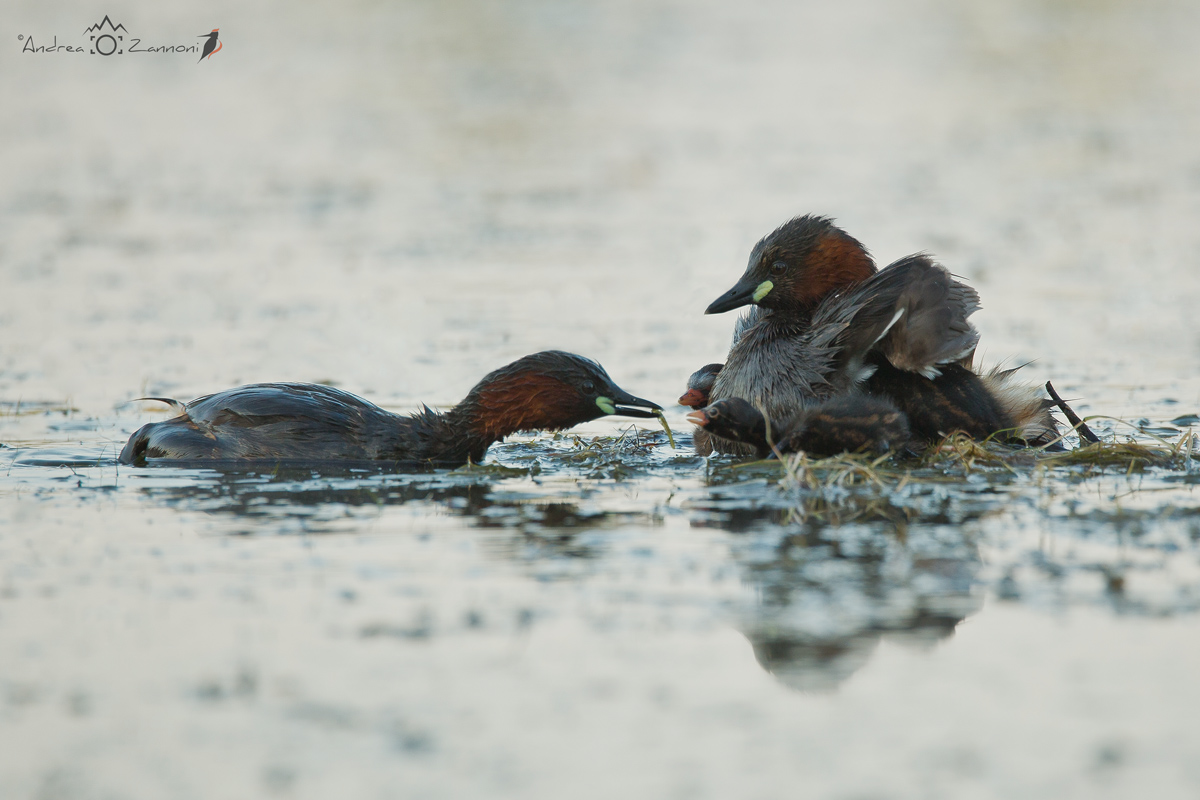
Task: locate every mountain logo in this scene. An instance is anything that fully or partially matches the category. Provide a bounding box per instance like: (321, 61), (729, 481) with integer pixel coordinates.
(83, 15), (126, 35)
(84, 15), (126, 56)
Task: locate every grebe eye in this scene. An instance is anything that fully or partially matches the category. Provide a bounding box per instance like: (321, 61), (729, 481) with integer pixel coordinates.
(770, 261), (786, 275)
(581, 380), (596, 394)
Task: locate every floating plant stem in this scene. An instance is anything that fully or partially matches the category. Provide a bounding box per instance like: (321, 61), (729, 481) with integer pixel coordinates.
(654, 409), (676, 449)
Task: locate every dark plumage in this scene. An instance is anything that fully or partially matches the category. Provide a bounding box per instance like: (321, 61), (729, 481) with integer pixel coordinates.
(687, 395), (910, 459)
(864, 355), (1007, 441)
(694, 214), (1057, 455)
(119, 351), (661, 467)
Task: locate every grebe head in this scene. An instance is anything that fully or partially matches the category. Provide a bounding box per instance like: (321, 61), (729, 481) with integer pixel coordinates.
(685, 397), (766, 447)
(706, 215), (875, 315)
(678, 363), (723, 408)
(467, 351), (662, 439)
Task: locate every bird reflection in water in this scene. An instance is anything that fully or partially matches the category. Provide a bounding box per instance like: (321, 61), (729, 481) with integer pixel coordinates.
(129, 461), (662, 548)
(128, 462), (499, 529)
(694, 491), (984, 692)
(132, 459), (985, 692)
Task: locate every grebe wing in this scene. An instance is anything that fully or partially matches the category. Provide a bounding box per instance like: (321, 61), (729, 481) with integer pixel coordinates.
(181, 383), (387, 428)
(837, 254), (980, 379)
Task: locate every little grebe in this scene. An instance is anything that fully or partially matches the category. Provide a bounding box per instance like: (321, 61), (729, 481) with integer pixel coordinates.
(695, 215), (1057, 455)
(119, 351), (661, 467)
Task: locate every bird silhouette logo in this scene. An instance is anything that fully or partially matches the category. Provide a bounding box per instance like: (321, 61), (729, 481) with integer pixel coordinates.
(198, 28), (221, 62)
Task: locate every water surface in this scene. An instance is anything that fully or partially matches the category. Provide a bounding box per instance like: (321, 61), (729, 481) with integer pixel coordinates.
(4, 0), (1200, 797)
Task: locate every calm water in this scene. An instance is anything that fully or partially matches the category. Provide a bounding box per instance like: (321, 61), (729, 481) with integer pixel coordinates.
(5, 0), (1200, 798)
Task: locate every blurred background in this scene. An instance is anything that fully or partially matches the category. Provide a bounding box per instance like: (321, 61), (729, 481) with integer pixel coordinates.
(6, 0), (1200, 415)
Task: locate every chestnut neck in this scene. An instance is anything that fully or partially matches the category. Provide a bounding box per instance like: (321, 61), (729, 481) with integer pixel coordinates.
(791, 230), (875, 311)
(447, 370), (586, 445)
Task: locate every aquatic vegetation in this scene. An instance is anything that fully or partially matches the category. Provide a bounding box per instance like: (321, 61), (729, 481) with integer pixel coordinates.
(0, 400), (78, 417)
(653, 409), (676, 449)
(692, 419), (1200, 529)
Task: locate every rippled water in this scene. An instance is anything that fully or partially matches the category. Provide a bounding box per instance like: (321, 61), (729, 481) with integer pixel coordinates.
(5, 0), (1200, 798)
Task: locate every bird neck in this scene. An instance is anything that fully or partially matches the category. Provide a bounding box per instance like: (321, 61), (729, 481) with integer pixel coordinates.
(388, 371), (588, 466)
(396, 405), (495, 465)
(744, 411), (770, 451)
(792, 233), (875, 311)
(448, 371), (588, 446)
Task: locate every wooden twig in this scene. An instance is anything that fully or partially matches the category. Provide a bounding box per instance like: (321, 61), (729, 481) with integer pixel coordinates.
(1045, 381), (1100, 444)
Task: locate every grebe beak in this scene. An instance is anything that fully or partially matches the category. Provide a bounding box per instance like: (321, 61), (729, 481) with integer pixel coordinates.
(705, 276), (769, 314)
(677, 389), (707, 408)
(598, 387), (662, 419)
(685, 409), (710, 427)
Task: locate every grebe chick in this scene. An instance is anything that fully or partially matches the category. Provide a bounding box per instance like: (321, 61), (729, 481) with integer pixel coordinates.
(119, 351), (661, 467)
(678, 363), (723, 409)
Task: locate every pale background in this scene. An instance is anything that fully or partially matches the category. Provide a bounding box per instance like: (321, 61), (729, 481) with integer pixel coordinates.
(4, 1), (1200, 798)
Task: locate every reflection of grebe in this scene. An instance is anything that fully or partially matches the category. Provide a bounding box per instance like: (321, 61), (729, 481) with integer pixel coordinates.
(691, 215), (1058, 456)
(733, 525), (984, 692)
(120, 351), (660, 467)
(744, 609), (974, 693)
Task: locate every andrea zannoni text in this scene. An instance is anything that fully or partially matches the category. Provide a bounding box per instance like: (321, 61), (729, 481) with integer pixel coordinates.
(19, 15), (221, 61)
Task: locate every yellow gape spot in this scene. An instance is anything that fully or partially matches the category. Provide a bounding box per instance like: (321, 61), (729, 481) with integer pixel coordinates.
(595, 397), (616, 414)
(753, 280), (774, 302)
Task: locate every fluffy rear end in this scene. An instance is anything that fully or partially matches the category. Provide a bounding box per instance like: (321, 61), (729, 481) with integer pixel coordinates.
(979, 366), (1060, 446)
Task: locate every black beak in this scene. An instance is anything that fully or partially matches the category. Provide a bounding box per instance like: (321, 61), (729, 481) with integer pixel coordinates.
(705, 276), (759, 315)
(607, 386), (663, 419)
